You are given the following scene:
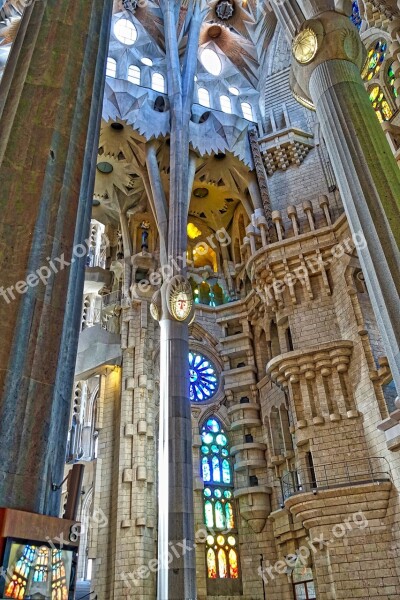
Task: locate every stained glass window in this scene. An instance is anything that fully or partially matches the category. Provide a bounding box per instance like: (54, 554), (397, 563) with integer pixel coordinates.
(368, 86), (393, 122)
(5, 545), (36, 599)
(388, 63), (398, 98)
(207, 547), (217, 579)
(200, 417), (240, 580)
(362, 39), (387, 81)
(33, 547), (49, 582)
(350, 1), (362, 30)
(189, 352), (218, 402)
(5, 545), (70, 600)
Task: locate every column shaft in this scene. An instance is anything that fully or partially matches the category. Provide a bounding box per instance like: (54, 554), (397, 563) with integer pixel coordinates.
(309, 59), (400, 392)
(158, 318), (196, 600)
(0, 0), (112, 514)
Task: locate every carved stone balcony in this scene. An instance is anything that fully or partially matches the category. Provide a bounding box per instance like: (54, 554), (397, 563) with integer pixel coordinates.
(231, 442), (267, 471)
(234, 485), (272, 533)
(266, 341), (357, 437)
(227, 402), (262, 430)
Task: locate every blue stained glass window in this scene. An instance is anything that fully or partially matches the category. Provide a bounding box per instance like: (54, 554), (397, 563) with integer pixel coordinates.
(189, 352), (218, 402)
(350, 1), (362, 30)
(202, 457), (211, 482)
(222, 459), (231, 484)
(212, 456), (221, 482)
(207, 418), (220, 432)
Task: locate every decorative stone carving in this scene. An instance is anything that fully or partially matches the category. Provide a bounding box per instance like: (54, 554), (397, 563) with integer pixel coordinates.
(248, 128), (273, 233)
(258, 127), (314, 175)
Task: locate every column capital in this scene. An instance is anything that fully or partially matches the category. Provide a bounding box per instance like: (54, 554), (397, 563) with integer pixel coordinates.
(290, 10), (366, 106)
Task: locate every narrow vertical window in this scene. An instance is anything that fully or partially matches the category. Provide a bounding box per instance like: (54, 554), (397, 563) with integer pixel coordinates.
(220, 95), (232, 114)
(241, 101), (254, 121)
(200, 418), (241, 582)
(128, 65), (141, 85)
(198, 87), (211, 107)
(152, 72), (165, 93)
(106, 57), (117, 78)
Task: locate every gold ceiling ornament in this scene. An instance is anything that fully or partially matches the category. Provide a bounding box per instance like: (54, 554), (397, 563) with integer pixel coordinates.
(292, 28), (318, 65)
(150, 290), (162, 322)
(167, 276), (194, 322)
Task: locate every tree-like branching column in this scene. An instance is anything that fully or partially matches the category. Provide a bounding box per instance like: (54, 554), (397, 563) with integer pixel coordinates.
(145, 2), (208, 598)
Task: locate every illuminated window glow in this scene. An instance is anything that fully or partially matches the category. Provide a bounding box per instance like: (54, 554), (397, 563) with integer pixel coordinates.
(189, 352), (218, 402)
(220, 95), (232, 114)
(369, 85), (393, 122)
(201, 48), (222, 76)
(114, 18), (137, 45)
(388, 63), (398, 98)
(201, 418), (240, 580)
(106, 57), (117, 78)
(187, 222), (202, 239)
(152, 72), (165, 93)
(128, 65), (141, 85)
(198, 87), (211, 107)
(241, 101), (254, 121)
(362, 39), (387, 81)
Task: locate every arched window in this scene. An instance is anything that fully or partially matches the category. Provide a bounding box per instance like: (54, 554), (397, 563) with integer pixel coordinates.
(220, 95), (232, 114)
(292, 561), (316, 599)
(106, 57), (117, 78)
(5, 545), (69, 599)
(189, 351), (218, 402)
(198, 87), (211, 107)
(362, 39), (388, 81)
(152, 72), (165, 93)
(368, 85), (393, 122)
(201, 418), (240, 581)
(388, 63), (398, 99)
(128, 65), (141, 85)
(241, 101), (254, 121)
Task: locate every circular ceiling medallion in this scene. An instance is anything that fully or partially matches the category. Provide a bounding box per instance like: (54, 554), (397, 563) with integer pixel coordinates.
(292, 28), (318, 64)
(167, 276), (193, 322)
(216, 0), (235, 20)
(193, 187), (209, 198)
(97, 162), (114, 174)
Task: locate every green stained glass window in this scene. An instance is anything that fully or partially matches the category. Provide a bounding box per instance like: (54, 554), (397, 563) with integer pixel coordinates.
(388, 63), (398, 98)
(362, 39), (387, 81)
(205, 501), (214, 528)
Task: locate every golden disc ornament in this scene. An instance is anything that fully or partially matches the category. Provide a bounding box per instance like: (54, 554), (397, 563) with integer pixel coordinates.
(150, 290), (162, 322)
(292, 28), (318, 64)
(167, 276), (193, 322)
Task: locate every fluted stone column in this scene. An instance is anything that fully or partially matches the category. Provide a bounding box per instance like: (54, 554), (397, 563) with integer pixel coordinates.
(291, 10), (400, 393)
(0, 0), (112, 515)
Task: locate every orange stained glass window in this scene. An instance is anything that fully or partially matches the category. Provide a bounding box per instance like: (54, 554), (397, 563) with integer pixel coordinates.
(207, 548), (217, 579)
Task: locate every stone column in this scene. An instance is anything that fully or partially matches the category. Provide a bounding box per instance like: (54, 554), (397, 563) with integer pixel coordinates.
(291, 10), (400, 393)
(0, 0), (112, 515)
(158, 310), (196, 600)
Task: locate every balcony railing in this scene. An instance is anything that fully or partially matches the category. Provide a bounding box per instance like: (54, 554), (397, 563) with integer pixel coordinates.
(281, 457), (392, 501)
